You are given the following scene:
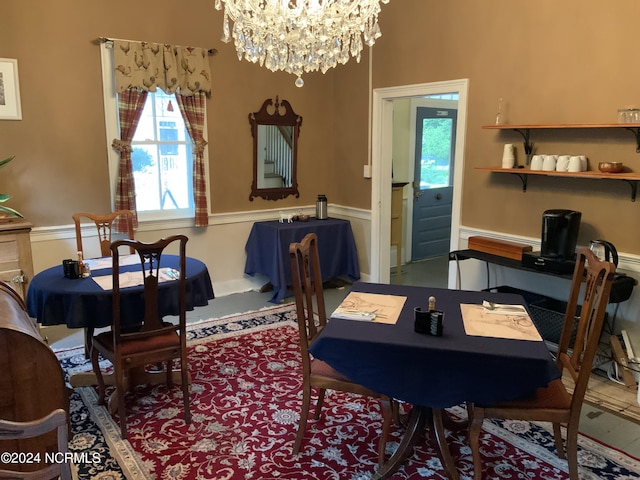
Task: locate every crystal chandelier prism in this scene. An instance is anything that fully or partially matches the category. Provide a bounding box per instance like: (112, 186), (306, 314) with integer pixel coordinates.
(214, 0), (389, 87)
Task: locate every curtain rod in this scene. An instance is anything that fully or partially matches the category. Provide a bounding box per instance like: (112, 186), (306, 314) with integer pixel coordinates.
(96, 36), (218, 55)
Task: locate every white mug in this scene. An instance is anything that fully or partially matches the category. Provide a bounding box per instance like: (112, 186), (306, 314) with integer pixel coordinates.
(542, 155), (557, 171)
(530, 155), (544, 170)
(579, 155), (588, 171)
(568, 156), (582, 172)
(556, 155), (571, 172)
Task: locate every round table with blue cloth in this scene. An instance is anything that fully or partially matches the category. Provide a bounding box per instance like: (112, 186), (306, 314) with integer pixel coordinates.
(26, 255), (214, 329)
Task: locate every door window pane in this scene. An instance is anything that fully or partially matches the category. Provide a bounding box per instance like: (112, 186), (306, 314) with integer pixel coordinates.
(419, 118), (452, 188)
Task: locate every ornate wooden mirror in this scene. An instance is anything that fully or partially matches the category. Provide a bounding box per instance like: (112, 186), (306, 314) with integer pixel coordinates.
(249, 96), (302, 201)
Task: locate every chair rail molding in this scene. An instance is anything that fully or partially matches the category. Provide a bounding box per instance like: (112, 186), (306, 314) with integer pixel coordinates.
(27, 204), (372, 298)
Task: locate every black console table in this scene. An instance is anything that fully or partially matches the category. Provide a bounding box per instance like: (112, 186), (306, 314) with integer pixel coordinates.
(450, 249), (573, 288)
(450, 248), (636, 349)
(449, 248), (634, 304)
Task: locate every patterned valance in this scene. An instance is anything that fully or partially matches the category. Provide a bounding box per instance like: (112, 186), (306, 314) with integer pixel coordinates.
(113, 40), (211, 96)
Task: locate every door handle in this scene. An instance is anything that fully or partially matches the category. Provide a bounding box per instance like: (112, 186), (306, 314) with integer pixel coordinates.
(435, 193), (442, 200)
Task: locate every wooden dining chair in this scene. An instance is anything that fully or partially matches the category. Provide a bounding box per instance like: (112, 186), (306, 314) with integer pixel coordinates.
(73, 210), (136, 357)
(467, 247), (616, 480)
(72, 210), (135, 258)
(289, 233), (393, 466)
(90, 235), (190, 439)
(0, 408), (71, 480)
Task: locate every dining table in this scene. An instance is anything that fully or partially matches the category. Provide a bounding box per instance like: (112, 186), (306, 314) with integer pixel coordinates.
(26, 254), (215, 387)
(308, 281), (560, 480)
(244, 217), (360, 303)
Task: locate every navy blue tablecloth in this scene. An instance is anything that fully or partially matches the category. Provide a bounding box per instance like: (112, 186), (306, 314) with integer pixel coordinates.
(309, 282), (560, 408)
(26, 255), (214, 329)
(244, 218), (360, 303)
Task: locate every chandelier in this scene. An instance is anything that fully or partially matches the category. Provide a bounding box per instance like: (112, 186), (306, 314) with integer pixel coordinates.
(214, 0), (390, 87)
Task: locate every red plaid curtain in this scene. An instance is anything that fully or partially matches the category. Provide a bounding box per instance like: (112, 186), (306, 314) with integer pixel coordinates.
(112, 89), (147, 232)
(176, 92), (209, 227)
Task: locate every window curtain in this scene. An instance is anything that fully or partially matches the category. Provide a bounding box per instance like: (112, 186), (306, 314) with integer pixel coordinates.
(176, 92), (208, 227)
(111, 40), (212, 227)
(113, 89), (147, 232)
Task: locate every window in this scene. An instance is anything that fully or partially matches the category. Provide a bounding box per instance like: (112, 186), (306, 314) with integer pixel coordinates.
(131, 91), (193, 213)
(100, 43), (209, 223)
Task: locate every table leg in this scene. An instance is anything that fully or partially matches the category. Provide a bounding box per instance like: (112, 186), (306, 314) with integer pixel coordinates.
(372, 406), (428, 480)
(83, 327), (94, 359)
(429, 408), (460, 480)
(372, 406), (460, 480)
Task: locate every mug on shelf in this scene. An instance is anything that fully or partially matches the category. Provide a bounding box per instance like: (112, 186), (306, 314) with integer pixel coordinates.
(542, 155), (558, 171)
(568, 156), (582, 172)
(579, 155), (588, 171)
(530, 155), (544, 170)
(556, 155), (571, 172)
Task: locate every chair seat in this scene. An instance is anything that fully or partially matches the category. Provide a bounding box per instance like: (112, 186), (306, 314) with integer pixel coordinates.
(483, 378), (571, 411)
(311, 358), (353, 382)
(94, 329), (180, 357)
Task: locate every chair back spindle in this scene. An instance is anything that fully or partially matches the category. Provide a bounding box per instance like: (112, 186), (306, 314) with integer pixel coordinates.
(72, 210), (135, 258)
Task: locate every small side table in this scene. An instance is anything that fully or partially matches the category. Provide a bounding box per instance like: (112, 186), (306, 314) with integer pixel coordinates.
(0, 219), (34, 300)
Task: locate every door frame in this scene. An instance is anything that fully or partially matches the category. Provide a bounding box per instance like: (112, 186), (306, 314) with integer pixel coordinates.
(370, 79), (469, 284)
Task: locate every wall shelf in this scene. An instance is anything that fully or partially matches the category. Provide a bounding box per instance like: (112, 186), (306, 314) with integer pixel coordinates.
(475, 167), (640, 201)
(483, 123), (640, 153)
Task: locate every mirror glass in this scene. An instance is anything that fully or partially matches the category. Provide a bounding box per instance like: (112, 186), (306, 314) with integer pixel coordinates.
(249, 96), (302, 201)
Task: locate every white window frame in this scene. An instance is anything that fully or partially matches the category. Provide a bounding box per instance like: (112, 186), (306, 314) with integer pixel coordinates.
(99, 42), (211, 225)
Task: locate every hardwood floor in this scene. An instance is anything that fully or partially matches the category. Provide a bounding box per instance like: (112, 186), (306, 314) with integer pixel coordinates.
(565, 369), (640, 424)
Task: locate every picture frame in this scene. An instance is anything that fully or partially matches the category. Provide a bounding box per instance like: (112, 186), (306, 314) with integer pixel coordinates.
(0, 58), (22, 120)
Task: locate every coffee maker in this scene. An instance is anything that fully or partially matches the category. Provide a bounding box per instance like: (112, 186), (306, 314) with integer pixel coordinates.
(522, 209), (582, 274)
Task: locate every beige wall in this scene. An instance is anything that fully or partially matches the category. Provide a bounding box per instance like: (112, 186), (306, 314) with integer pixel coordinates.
(2, 0), (640, 283)
(0, 0), (372, 227)
(374, 0), (640, 254)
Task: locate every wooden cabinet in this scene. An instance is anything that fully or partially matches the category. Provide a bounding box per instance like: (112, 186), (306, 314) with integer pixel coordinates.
(0, 219), (34, 299)
(391, 183), (407, 279)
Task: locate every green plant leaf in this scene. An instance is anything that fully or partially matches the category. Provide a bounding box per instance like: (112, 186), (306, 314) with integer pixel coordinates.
(0, 156), (15, 168)
(0, 205), (23, 217)
(0, 155), (23, 217)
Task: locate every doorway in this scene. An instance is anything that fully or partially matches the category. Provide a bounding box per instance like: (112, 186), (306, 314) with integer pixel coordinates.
(370, 79), (468, 285)
(411, 104), (457, 262)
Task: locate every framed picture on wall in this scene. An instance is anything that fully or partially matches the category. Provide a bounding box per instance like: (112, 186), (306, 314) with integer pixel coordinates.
(0, 58), (22, 120)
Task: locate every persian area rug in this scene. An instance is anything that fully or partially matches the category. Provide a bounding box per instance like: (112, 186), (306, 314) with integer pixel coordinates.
(57, 304), (640, 480)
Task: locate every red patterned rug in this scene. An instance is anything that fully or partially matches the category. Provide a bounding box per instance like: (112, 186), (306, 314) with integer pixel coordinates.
(58, 304), (640, 479)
